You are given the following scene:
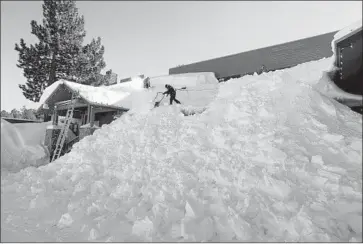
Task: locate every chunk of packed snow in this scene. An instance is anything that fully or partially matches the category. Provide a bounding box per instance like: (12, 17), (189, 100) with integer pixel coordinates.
(1, 58), (362, 242)
(1, 119), (50, 174)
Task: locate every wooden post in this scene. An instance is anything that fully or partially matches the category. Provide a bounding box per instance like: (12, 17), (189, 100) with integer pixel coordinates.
(52, 106), (58, 125)
(87, 105), (91, 124)
(90, 106), (95, 127)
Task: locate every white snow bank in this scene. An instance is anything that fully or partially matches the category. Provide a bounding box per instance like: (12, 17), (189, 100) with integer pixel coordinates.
(1, 58), (362, 242)
(1, 119), (51, 174)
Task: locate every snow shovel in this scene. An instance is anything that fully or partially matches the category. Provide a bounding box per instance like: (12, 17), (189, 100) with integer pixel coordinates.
(153, 92), (165, 108)
(154, 96), (165, 108)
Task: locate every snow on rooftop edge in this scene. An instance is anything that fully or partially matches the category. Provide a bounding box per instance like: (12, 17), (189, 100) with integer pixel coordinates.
(36, 79), (131, 110)
(331, 19), (362, 57)
(334, 19), (362, 42)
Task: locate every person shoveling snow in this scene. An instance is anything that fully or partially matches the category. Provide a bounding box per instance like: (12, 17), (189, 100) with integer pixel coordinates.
(153, 84), (187, 108)
(163, 84), (182, 105)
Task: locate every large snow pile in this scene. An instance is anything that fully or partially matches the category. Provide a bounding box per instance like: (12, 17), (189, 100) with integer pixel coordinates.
(1, 119), (51, 174)
(1, 58), (362, 242)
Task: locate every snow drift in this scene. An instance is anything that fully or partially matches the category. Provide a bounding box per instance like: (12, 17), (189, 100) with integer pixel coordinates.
(1, 59), (362, 242)
(1, 119), (51, 174)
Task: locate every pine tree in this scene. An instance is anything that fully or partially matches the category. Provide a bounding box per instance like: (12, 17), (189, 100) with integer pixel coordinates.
(15, 0), (108, 102)
(77, 37), (106, 85)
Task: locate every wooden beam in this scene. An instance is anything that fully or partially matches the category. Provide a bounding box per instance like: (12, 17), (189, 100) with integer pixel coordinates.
(90, 106), (95, 127)
(52, 106), (58, 125)
(86, 105), (90, 124)
(55, 98), (88, 111)
(93, 107), (119, 114)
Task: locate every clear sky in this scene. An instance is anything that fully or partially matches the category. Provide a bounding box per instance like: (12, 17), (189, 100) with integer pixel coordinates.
(1, 1), (362, 111)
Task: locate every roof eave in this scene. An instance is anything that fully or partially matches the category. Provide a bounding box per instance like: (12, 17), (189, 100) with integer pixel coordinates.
(334, 27), (362, 45)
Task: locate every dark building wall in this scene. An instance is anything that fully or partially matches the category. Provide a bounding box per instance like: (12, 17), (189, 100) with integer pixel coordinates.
(333, 30), (362, 95)
(169, 31), (337, 79)
(95, 112), (116, 127)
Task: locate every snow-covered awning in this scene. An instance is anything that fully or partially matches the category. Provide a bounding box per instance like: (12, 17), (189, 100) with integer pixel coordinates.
(334, 19), (362, 43)
(36, 79), (131, 112)
(331, 19), (362, 54)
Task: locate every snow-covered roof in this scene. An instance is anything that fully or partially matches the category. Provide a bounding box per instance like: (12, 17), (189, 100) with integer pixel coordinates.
(333, 19), (362, 45)
(330, 19), (362, 66)
(36, 79), (131, 111)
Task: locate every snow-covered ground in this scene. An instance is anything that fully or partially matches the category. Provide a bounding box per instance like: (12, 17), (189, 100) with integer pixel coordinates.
(1, 57), (362, 242)
(1, 119), (51, 174)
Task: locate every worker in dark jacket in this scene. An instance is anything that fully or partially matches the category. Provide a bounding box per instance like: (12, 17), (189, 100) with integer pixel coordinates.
(163, 84), (181, 105)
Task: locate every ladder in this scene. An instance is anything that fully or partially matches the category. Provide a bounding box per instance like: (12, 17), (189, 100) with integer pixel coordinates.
(51, 92), (77, 162)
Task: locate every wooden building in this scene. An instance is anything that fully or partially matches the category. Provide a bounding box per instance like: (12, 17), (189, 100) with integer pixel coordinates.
(37, 81), (129, 159)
